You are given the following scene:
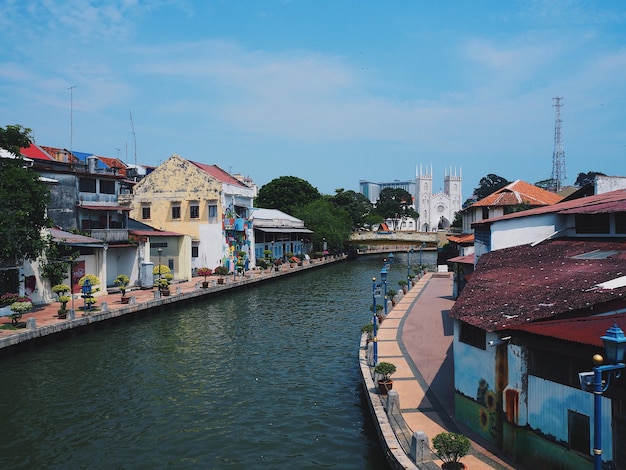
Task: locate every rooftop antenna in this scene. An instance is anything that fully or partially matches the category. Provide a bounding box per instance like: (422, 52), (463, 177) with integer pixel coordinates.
(68, 85), (77, 153)
(551, 97), (566, 192)
(129, 110), (137, 166)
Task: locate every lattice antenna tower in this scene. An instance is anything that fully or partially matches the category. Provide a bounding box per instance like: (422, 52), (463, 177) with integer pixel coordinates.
(551, 97), (566, 192)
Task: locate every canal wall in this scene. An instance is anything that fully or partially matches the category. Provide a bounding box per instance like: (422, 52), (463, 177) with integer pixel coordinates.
(0, 256), (346, 354)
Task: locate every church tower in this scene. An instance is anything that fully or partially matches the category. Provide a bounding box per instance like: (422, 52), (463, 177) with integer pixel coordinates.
(416, 164), (433, 231)
(415, 165), (462, 231)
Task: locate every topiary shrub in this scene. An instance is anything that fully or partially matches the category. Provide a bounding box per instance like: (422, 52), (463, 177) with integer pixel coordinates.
(432, 432), (470, 469)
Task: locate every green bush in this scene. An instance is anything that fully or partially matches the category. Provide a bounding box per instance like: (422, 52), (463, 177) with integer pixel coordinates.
(432, 432), (470, 464)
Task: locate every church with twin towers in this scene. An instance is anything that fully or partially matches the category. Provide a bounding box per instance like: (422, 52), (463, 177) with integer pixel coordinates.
(359, 165), (462, 231)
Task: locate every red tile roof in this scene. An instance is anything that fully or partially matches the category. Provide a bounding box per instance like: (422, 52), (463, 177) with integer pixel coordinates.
(20, 143), (53, 160)
(471, 180), (562, 207)
(191, 161), (248, 187)
(474, 188), (626, 226)
(448, 233), (474, 244)
(96, 156), (128, 177)
(509, 313), (626, 348)
(449, 237), (626, 331)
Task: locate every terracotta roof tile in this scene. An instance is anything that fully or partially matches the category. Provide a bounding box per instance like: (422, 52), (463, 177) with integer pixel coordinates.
(471, 180), (562, 207)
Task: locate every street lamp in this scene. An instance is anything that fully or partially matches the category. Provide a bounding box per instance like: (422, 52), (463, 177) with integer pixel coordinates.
(388, 252), (394, 265)
(407, 246), (414, 288)
(380, 266), (388, 316)
(581, 322), (626, 470)
(157, 248), (162, 285)
(371, 276), (382, 365)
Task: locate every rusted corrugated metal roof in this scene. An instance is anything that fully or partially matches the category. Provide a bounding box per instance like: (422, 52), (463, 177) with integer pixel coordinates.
(191, 161), (248, 187)
(447, 254), (475, 264)
(80, 205), (131, 211)
(50, 228), (104, 245)
(449, 237), (626, 331)
(509, 313), (626, 348)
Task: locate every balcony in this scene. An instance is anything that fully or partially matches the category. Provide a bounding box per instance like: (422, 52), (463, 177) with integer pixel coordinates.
(87, 228), (130, 244)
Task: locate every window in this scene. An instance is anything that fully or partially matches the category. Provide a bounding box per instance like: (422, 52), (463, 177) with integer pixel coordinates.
(191, 246), (198, 258)
(172, 204), (181, 220)
(459, 322), (486, 350)
(100, 179), (116, 194)
(142, 206), (151, 220)
(568, 410), (590, 454)
(79, 178), (96, 193)
(575, 214), (610, 234)
(482, 207), (489, 220)
(190, 203), (200, 219)
(208, 204), (218, 223)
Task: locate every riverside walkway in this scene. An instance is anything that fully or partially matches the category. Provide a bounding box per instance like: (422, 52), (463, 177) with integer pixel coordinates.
(361, 272), (519, 470)
(0, 257), (343, 354)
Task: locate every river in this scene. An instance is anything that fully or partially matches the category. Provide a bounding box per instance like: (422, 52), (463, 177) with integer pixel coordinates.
(0, 252), (437, 469)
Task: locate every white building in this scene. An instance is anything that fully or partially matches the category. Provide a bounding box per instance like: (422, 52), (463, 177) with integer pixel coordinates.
(416, 165), (462, 231)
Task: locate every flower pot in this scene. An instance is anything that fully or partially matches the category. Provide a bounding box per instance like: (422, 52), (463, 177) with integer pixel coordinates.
(217, 278), (225, 285)
(441, 463), (465, 470)
(202, 281), (209, 288)
(160, 288), (171, 296)
(121, 296), (130, 304)
(378, 380), (393, 395)
(57, 309), (68, 319)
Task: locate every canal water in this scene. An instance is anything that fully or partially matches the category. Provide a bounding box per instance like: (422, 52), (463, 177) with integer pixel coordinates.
(0, 252), (437, 469)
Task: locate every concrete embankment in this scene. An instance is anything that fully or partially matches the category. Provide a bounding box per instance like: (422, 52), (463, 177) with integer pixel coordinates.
(0, 257), (344, 355)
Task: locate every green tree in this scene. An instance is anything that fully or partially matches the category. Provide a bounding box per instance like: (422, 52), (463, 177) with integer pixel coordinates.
(472, 174), (509, 200)
(374, 188), (418, 229)
(574, 171), (606, 187)
(255, 176), (321, 214)
(293, 199), (352, 253)
(0, 125), (51, 265)
(329, 188), (373, 230)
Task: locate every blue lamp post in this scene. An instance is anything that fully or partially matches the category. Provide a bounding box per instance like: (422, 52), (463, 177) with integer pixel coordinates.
(388, 252), (394, 265)
(371, 277), (382, 364)
(590, 323), (626, 470)
(380, 266), (388, 316)
(407, 247), (414, 288)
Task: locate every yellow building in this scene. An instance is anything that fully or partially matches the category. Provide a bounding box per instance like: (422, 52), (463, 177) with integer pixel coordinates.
(129, 154), (256, 277)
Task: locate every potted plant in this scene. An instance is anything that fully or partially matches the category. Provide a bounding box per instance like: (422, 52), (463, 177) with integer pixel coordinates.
(361, 323), (374, 343)
(273, 259), (282, 272)
(197, 267), (212, 287)
(374, 361), (396, 395)
(152, 265), (174, 295)
(398, 279), (408, 294)
(52, 284), (71, 317)
(387, 289), (398, 306)
(213, 265), (229, 284)
(114, 274), (131, 303)
(78, 274), (100, 312)
(8, 298), (32, 327)
(432, 432), (471, 470)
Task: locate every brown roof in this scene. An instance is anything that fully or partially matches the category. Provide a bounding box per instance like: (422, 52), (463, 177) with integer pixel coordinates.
(474, 188), (626, 226)
(97, 156), (128, 177)
(448, 233), (474, 244)
(509, 312), (626, 348)
(471, 180), (562, 208)
(191, 161), (248, 187)
(449, 237), (626, 331)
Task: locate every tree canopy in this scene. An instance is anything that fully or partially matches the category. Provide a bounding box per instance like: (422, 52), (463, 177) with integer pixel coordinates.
(0, 125), (51, 265)
(329, 188), (373, 230)
(574, 171), (606, 187)
(374, 187), (418, 220)
(472, 174), (510, 201)
(255, 176), (321, 215)
(293, 199), (352, 253)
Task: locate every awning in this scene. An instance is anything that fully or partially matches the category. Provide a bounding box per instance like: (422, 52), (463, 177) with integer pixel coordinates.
(79, 205), (131, 211)
(447, 254), (475, 264)
(254, 227), (313, 234)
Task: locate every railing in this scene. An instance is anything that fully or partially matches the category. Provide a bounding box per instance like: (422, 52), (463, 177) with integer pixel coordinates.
(87, 228), (130, 243)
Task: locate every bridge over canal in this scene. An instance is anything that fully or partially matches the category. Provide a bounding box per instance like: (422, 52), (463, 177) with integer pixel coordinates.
(348, 230), (448, 256)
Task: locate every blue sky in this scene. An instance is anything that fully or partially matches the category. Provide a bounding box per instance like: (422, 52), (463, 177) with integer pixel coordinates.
(1, 1), (625, 198)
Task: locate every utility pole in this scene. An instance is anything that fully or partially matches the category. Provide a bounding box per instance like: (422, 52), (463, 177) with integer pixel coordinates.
(68, 85), (77, 153)
(551, 97), (566, 193)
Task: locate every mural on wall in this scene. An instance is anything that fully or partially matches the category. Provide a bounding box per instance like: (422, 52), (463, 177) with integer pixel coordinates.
(222, 205), (250, 272)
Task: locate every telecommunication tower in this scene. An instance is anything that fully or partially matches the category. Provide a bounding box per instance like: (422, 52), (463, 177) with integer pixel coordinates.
(550, 97), (566, 192)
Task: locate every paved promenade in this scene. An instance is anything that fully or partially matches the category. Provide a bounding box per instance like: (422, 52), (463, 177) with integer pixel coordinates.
(0, 258), (340, 352)
(366, 272), (519, 469)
